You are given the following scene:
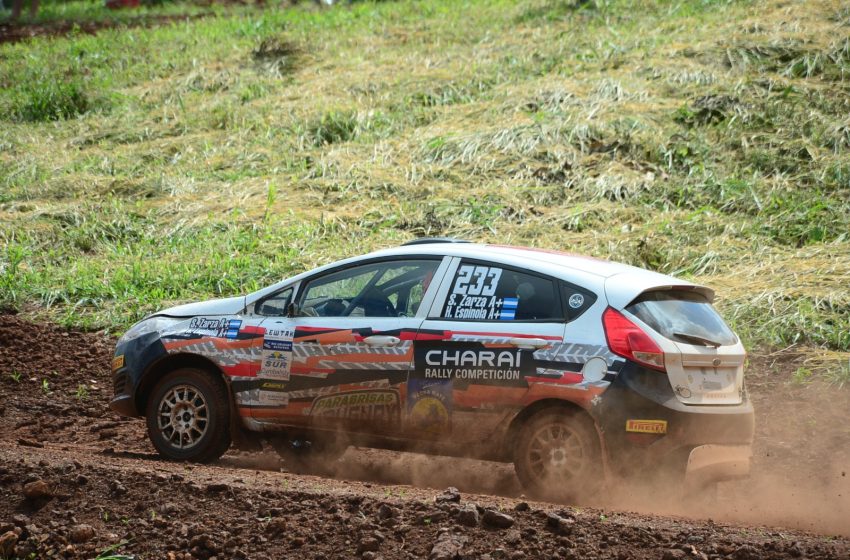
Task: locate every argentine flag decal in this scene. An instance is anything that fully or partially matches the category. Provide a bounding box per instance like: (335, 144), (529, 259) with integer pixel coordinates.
(500, 297), (519, 320)
(225, 319), (242, 339)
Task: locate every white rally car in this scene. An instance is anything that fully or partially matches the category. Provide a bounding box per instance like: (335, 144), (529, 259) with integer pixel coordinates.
(110, 239), (753, 499)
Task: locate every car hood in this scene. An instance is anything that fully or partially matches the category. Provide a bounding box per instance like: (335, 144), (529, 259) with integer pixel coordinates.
(152, 295), (247, 318)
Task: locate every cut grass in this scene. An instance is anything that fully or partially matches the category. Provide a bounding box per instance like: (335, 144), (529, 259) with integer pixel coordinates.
(1, 0), (848, 380)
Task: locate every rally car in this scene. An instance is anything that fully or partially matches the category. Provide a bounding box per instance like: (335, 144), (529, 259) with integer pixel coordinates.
(110, 239), (754, 499)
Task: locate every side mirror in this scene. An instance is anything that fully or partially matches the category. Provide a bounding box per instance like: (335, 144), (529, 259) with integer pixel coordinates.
(286, 302), (300, 318)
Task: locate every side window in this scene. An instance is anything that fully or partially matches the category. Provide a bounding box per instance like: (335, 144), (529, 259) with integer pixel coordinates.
(256, 288), (293, 317)
(560, 282), (597, 321)
(298, 260), (440, 318)
(441, 262), (562, 321)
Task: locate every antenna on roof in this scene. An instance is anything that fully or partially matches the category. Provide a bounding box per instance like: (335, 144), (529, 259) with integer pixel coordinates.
(401, 237), (472, 246)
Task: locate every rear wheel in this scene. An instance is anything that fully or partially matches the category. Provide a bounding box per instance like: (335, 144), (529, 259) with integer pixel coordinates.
(145, 368), (231, 463)
(513, 408), (602, 502)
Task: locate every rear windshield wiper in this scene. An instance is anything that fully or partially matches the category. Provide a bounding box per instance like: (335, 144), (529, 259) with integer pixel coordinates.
(673, 331), (722, 348)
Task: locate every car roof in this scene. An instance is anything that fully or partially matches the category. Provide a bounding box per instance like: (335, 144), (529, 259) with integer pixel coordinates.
(248, 241), (714, 309)
(371, 243), (632, 279)
(364, 243), (714, 306)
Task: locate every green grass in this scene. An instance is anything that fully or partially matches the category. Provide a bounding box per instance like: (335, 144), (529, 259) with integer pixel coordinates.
(1, 0), (848, 378)
(8, 79), (93, 122)
(0, 0), (212, 25)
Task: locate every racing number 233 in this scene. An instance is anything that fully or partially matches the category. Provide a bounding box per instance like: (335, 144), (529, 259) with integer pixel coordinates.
(452, 265), (502, 296)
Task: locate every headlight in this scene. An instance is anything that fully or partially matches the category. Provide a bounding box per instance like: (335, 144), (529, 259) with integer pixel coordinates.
(118, 316), (179, 345)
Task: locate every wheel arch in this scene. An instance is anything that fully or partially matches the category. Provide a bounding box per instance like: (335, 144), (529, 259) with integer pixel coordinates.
(507, 398), (611, 500)
(135, 353), (229, 416)
(137, 352), (262, 452)
(503, 398), (602, 460)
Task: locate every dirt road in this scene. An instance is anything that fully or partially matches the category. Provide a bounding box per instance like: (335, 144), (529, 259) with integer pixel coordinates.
(1, 313), (848, 559)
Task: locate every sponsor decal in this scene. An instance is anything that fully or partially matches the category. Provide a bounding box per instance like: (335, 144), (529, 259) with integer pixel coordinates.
(262, 351), (290, 379)
(187, 317), (242, 339)
(425, 348), (522, 373)
(625, 419), (667, 434)
(111, 355), (124, 371)
(257, 380), (289, 406)
(260, 381), (287, 390)
(412, 341), (535, 388)
(311, 390), (400, 422)
(408, 378), (451, 434)
(258, 392), (289, 406)
(260, 328), (294, 380)
(705, 392), (734, 400)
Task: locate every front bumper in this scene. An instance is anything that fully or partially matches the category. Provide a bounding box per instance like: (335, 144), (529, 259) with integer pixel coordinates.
(109, 332), (167, 417)
(109, 394), (137, 417)
(593, 363), (755, 484)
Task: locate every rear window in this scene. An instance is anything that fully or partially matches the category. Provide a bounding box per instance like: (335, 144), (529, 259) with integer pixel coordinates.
(626, 290), (737, 347)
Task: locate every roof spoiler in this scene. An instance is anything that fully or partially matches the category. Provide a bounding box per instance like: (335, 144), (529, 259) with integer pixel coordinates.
(605, 271), (715, 309)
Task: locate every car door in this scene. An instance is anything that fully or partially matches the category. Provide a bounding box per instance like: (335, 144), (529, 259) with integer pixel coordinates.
(253, 257), (450, 436)
(412, 258), (568, 443)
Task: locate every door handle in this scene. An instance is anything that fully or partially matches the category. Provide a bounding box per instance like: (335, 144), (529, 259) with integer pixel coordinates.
(509, 337), (550, 349)
(363, 335), (401, 347)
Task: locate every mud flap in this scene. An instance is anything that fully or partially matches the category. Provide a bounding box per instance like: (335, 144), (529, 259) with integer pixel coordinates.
(223, 378), (263, 452)
(683, 444), (751, 492)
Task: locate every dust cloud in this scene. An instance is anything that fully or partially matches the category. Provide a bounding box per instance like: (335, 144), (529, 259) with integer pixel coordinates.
(231, 441), (849, 538)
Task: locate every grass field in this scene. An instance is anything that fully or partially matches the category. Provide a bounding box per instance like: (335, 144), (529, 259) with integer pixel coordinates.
(1, 0), (848, 379)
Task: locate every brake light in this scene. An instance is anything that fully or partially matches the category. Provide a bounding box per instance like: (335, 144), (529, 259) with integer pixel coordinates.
(602, 307), (665, 372)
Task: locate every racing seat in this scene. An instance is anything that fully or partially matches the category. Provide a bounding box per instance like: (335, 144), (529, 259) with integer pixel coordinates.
(361, 288), (396, 317)
(514, 281), (549, 320)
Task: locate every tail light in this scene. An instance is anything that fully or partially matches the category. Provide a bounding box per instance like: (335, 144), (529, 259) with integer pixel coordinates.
(602, 307), (665, 372)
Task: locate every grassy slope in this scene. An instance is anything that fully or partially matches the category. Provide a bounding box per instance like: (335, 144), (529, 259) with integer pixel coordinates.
(0, 0), (848, 378)
(0, 0), (215, 24)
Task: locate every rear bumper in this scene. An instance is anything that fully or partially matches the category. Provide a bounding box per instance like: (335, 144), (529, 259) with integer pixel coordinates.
(593, 363), (754, 483)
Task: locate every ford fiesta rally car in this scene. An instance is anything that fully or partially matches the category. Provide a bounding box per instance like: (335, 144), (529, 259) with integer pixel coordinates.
(110, 239), (753, 499)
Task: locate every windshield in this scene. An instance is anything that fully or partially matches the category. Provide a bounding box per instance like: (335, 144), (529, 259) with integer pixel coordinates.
(626, 290), (737, 347)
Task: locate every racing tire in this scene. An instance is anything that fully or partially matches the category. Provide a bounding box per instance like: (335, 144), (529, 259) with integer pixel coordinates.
(271, 434), (348, 476)
(145, 368), (232, 463)
(513, 408), (602, 502)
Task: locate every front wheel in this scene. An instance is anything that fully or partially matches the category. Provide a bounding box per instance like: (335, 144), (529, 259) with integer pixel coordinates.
(513, 408), (602, 502)
(145, 368), (232, 463)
